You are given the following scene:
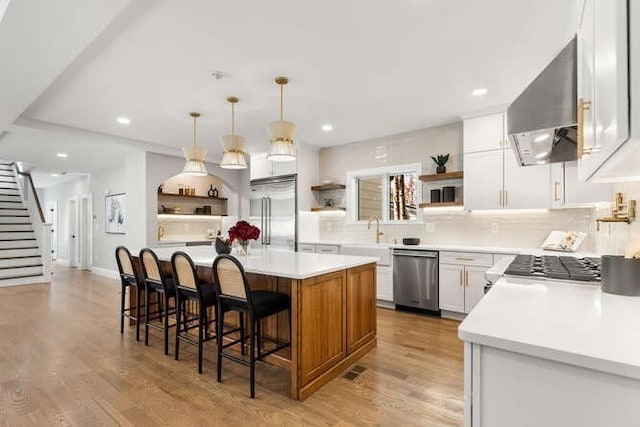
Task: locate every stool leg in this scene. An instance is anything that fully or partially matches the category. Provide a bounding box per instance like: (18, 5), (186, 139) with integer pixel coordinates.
(163, 294), (170, 356)
(144, 286), (151, 347)
(198, 303), (204, 374)
(174, 295), (181, 361)
(120, 283), (126, 334)
(239, 312), (245, 355)
(249, 313), (256, 399)
(257, 319), (262, 361)
(216, 303), (224, 383)
(135, 287), (142, 342)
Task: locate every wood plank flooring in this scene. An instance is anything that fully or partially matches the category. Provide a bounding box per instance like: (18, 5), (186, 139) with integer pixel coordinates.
(0, 265), (463, 426)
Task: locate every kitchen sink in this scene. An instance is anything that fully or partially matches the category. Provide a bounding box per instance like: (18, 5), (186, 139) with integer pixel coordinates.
(340, 243), (391, 266)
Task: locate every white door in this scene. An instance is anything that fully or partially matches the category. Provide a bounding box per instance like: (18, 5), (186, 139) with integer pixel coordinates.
(463, 113), (506, 153)
(78, 194), (92, 270)
(463, 150), (504, 211)
(503, 149), (550, 209)
(438, 264), (465, 312)
(68, 198), (78, 268)
(464, 266), (489, 313)
(45, 200), (57, 260)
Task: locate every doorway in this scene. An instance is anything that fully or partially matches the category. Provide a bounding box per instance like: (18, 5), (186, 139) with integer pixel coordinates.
(68, 197), (78, 268)
(67, 194), (93, 270)
(45, 200), (57, 260)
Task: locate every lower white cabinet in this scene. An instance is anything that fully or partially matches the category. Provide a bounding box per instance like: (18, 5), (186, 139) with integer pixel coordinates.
(298, 243), (316, 253)
(376, 265), (393, 302)
(439, 251), (494, 315)
(298, 243), (340, 254)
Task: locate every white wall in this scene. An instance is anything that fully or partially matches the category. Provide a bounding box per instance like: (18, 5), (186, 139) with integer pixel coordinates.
(40, 176), (90, 261)
(316, 122), (603, 251)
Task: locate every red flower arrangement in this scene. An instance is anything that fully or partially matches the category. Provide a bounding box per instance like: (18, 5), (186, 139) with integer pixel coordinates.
(228, 220), (260, 244)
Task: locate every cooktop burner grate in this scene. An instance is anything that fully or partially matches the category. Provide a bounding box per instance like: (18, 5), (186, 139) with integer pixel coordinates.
(504, 255), (601, 282)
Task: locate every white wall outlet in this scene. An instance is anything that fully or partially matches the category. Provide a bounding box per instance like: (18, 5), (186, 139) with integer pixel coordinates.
(491, 223), (499, 233)
(425, 223), (436, 233)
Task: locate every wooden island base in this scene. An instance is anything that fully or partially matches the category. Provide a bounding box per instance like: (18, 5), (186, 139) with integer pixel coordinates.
(133, 260), (377, 401)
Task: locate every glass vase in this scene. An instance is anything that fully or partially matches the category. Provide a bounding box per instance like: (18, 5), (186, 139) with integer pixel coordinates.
(237, 240), (250, 256)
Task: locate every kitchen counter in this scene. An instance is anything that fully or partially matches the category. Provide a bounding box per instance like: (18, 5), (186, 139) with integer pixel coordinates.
(458, 277), (640, 426)
(151, 246), (377, 279)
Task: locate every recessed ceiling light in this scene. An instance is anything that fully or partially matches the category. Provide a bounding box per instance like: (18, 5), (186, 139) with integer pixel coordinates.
(57, 153), (68, 158)
(51, 173), (59, 177)
(321, 124), (333, 132)
(116, 116), (131, 125)
(472, 88), (488, 96)
(534, 133), (550, 143)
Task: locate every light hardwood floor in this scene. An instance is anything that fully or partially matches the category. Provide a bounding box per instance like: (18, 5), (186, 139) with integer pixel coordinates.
(0, 265), (463, 426)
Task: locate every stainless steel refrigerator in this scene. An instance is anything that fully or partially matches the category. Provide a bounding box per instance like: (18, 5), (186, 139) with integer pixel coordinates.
(249, 174), (297, 251)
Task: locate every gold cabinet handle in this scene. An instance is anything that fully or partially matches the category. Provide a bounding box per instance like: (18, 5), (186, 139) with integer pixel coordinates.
(459, 270), (463, 286)
(554, 181), (560, 202)
(455, 257), (474, 261)
(504, 189), (508, 207)
(465, 270), (469, 287)
(577, 98), (593, 159)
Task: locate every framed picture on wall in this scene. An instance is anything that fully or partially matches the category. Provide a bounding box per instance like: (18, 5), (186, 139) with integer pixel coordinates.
(105, 193), (126, 234)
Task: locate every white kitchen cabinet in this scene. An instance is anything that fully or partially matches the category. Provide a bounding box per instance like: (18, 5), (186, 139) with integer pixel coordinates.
(439, 264), (465, 313)
(464, 149), (549, 211)
(464, 150), (504, 210)
(315, 244), (340, 254)
(249, 152), (297, 181)
(463, 265), (488, 313)
(439, 251), (493, 315)
(463, 113), (508, 153)
(550, 161), (612, 208)
(376, 265), (393, 302)
(298, 243), (315, 253)
(502, 149), (550, 209)
(578, 0), (630, 181)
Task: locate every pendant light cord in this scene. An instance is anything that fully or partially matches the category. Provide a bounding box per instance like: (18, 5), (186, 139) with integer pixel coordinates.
(193, 115), (197, 148)
(232, 102), (235, 137)
(280, 82), (284, 122)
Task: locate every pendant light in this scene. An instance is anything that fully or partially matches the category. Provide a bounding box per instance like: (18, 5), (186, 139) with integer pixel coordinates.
(219, 96), (247, 169)
(182, 112), (208, 176)
(267, 76), (296, 162)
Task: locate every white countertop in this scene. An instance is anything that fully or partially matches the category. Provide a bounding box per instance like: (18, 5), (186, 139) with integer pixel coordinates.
(150, 246), (378, 280)
(459, 277), (640, 380)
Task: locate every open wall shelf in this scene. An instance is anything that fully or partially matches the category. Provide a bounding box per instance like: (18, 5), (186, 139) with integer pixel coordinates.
(419, 171), (463, 182)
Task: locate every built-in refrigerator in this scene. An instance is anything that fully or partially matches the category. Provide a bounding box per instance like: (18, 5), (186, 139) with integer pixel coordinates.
(249, 174), (297, 251)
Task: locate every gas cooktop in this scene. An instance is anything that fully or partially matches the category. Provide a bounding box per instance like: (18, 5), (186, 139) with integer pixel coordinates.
(504, 255), (601, 282)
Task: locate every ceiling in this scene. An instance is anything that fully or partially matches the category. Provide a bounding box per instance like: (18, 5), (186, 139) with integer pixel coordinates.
(0, 0), (578, 178)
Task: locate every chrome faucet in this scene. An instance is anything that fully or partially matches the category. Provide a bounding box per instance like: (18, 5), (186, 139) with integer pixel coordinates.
(367, 216), (384, 244)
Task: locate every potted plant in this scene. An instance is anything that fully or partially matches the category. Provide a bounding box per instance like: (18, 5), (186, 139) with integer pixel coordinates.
(431, 154), (449, 174)
(228, 220), (261, 255)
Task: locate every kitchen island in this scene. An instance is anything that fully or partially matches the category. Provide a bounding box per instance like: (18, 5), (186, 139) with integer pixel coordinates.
(458, 277), (640, 427)
(143, 246), (378, 401)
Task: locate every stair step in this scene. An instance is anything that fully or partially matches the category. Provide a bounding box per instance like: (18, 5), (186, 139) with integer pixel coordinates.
(0, 232), (35, 240)
(0, 201), (24, 209)
(0, 247), (40, 257)
(0, 224), (32, 232)
(0, 216), (31, 223)
(0, 172), (14, 178)
(0, 183), (18, 189)
(0, 179), (16, 184)
(0, 209), (28, 216)
(0, 274), (45, 286)
(0, 240), (37, 249)
(0, 256), (42, 268)
(0, 194), (21, 201)
(0, 265), (43, 278)
(0, 188), (20, 195)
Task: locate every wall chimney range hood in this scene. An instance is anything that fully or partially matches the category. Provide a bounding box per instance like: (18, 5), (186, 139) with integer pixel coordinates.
(507, 37), (578, 166)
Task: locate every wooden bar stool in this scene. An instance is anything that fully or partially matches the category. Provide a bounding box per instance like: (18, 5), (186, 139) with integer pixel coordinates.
(139, 248), (177, 356)
(115, 246), (144, 341)
(212, 254), (291, 398)
(171, 251), (219, 373)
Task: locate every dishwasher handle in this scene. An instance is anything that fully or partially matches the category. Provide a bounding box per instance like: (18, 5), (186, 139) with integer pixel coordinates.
(392, 250), (438, 258)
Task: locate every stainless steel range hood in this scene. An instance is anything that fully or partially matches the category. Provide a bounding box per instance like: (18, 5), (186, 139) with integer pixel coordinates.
(507, 37), (578, 166)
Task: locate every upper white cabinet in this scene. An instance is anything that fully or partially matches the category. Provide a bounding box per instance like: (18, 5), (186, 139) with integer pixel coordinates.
(464, 113), (549, 210)
(550, 161), (612, 208)
(249, 152), (297, 181)
(578, 0), (631, 181)
(463, 113), (508, 153)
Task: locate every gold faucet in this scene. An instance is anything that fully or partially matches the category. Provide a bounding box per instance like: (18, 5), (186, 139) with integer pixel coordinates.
(157, 225), (166, 241)
(367, 216), (384, 244)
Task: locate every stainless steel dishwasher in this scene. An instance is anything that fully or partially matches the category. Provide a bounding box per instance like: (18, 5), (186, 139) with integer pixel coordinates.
(392, 249), (439, 312)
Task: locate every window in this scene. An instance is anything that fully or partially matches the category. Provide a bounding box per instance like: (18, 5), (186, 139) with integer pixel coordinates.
(347, 163), (421, 223)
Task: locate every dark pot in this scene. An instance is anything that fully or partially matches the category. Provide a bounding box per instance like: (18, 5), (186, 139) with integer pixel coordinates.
(430, 189), (442, 203)
(215, 238), (232, 255)
(442, 186), (455, 203)
(436, 166), (446, 174)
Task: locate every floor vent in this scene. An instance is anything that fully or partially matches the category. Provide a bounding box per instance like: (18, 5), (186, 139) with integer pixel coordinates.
(351, 365), (367, 374)
(342, 371), (359, 381)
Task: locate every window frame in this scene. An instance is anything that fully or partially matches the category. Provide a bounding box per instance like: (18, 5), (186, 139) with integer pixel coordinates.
(346, 162), (422, 225)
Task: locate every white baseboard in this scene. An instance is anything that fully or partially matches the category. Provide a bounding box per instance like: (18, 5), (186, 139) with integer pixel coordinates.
(90, 267), (119, 280)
